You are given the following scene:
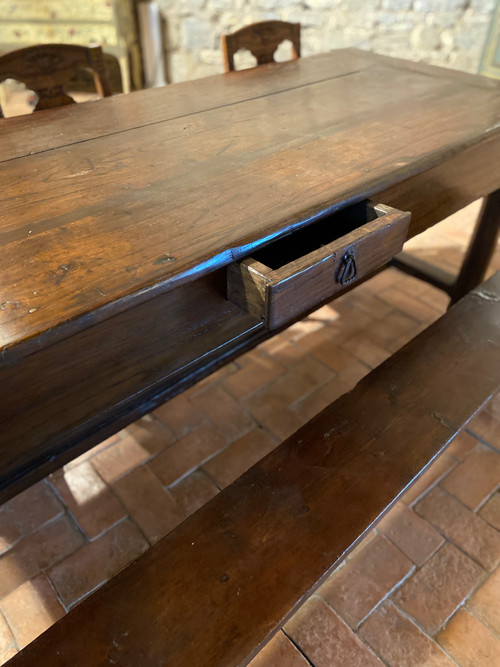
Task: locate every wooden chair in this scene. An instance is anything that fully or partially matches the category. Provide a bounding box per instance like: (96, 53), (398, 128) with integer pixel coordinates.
(0, 43), (112, 113)
(221, 20), (301, 72)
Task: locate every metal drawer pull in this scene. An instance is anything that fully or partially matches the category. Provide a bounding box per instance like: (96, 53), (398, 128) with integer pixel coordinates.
(336, 250), (357, 286)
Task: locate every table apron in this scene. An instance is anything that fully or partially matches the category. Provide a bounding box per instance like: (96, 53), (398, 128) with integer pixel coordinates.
(0, 134), (499, 502)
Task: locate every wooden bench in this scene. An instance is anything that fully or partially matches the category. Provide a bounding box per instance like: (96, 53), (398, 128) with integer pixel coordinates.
(11, 271), (500, 667)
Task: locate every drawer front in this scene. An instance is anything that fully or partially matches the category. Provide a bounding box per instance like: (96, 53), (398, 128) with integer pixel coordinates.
(228, 202), (410, 329)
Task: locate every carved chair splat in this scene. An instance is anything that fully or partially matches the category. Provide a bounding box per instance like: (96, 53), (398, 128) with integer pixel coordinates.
(0, 43), (112, 113)
(221, 20), (301, 73)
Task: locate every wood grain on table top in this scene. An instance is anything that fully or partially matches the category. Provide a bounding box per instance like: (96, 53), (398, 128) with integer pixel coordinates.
(1, 49), (499, 358)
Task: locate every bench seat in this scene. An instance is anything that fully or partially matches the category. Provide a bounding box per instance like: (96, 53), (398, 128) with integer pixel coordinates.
(11, 271), (500, 667)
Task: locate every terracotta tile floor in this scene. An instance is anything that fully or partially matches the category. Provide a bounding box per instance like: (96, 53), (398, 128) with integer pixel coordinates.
(0, 201), (499, 665)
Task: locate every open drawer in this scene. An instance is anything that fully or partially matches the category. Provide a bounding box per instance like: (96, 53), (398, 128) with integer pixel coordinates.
(227, 201), (411, 329)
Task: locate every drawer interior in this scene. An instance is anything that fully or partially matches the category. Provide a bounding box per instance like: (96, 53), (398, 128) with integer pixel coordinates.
(253, 201), (380, 270)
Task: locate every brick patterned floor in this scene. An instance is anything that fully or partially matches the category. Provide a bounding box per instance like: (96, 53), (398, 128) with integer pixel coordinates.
(0, 201), (499, 665)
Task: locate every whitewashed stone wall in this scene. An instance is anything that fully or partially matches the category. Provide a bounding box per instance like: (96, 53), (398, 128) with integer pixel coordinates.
(157, 0), (495, 82)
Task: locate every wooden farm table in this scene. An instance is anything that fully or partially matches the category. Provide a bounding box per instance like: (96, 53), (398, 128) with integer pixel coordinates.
(1, 49), (499, 502)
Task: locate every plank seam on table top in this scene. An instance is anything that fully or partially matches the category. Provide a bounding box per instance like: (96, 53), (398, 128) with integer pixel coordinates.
(0, 67), (366, 164)
(2, 48), (497, 163)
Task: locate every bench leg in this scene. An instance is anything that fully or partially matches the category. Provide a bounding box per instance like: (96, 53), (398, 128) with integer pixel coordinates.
(392, 189), (500, 306)
(448, 189), (500, 305)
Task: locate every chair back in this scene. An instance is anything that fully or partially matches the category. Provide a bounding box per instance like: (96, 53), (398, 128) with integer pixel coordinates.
(0, 43), (112, 112)
(222, 21), (301, 72)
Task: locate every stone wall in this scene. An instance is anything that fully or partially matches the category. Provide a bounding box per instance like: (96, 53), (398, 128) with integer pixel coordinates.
(156, 0), (495, 82)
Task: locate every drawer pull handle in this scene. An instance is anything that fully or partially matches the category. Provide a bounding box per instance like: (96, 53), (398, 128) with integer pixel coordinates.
(336, 251), (357, 286)
(227, 201), (411, 330)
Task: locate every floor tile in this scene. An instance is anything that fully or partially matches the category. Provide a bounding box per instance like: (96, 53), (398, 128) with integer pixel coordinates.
(335, 360), (377, 391)
(0, 575), (64, 649)
(384, 323), (427, 354)
(257, 337), (306, 368)
(416, 486), (500, 571)
(440, 444), (500, 510)
(344, 530), (378, 563)
(0, 510), (20, 553)
(299, 359), (368, 417)
(0, 613), (13, 653)
(203, 428), (277, 489)
(292, 376), (348, 422)
(359, 601), (454, 667)
(0, 646), (17, 665)
(467, 411), (500, 450)
(305, 303), (341, 325)
(113, 466), (184, 543)
(479, 491), (500, 531)
(287, 304), (347, 341)
(169, 469), (220, 516)
(0, 515), (85, 598)
(48, 519), (148, 607)
(401, 454), (456, 505)
(341, 289), (393, 321)
(62, 434), (120, 471)
(244, 394), (303, 442)
(319, 534), (413, 628)
(91, 433), (163, 484)
(192, 386), (255, 441)
(182, 362), (239, 399)
(148, 424), (226, 486)
(368, 310), (417, 349)
(50, 462), (126, 540)
(445, 429), (479, 461)
(285, 596), (382, 667)
(7, 482), (62, 534)
(260, 357), (333, 407)
(377, 502), (444, 565)
(307, 340), (361, 374)
(377, 287), (441, 323)
(363, 266), (400, 292)
(153, 394), (204, 438)
(248, 631), (309, 667)
(437, 609), (500, 667)
(340, 332), (391, 368)
(467, 566), (500, 635)
(123, 418), (175, 451)
(408, 284), (450, 312)
(222, 354), (286, 399)
(393, 542), (484, 635)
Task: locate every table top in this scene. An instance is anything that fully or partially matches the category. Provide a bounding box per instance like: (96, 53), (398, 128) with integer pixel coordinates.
(1, 48), (499, 359)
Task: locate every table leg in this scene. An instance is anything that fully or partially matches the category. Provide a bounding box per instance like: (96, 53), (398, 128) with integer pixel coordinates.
(392, 189), (500, 305)
(449, 188), (500, 305)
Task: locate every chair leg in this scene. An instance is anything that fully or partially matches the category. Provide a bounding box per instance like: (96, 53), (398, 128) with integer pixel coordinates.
(449, 189), (500, 305)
